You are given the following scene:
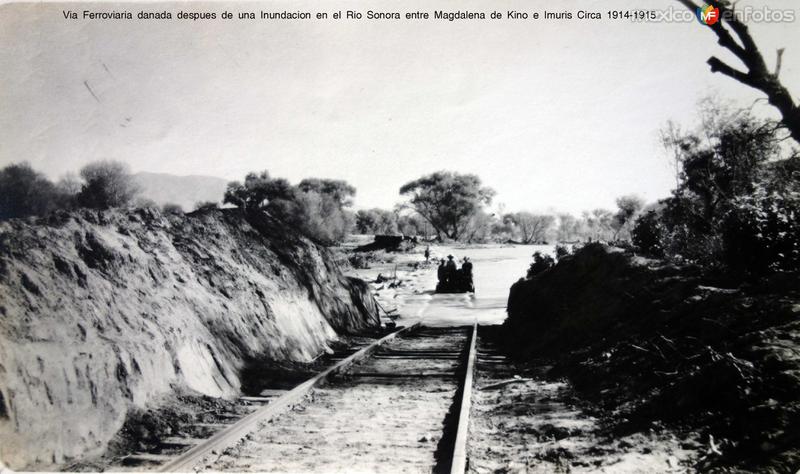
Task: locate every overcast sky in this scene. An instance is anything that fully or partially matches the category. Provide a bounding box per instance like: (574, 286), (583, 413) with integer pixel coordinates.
(1, 0), (798, 214)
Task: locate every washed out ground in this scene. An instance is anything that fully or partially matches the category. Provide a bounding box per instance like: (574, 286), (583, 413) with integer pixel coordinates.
(340, 239), (704, 472)
(65, 239), (707, 471)
(469, 333), (700, 473)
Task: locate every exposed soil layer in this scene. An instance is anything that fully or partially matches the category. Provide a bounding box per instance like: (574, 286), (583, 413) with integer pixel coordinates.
(0, 208), (379, 470)
(195, 327), (471, 473)
(503, 243), (800, 472)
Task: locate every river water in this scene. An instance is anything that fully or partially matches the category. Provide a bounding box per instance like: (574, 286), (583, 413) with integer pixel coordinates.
(399, 244), (553, 327)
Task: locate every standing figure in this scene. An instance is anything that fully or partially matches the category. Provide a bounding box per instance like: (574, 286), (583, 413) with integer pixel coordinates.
(461, 257), (474, 293)
(445, 255), (457, 289)
(424, 246), (431, 263)
(437, 259), (447, 290)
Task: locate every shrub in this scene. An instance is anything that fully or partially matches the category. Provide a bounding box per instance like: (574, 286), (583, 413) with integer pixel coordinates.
(77, 161), (140, 209)
(526, 251), (555, 278)
(554, 244), (572, 261)
(0, 163), (62, 219)
(294, 190), (352, 244)
(632, 210), (667, 258)
(224, 171), (358, 245)
(722, 189), (800, 275)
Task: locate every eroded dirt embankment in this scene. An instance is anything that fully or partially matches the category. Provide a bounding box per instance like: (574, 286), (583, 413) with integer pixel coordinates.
(0, 208), (379, 470)
(502, 243), (800, 473)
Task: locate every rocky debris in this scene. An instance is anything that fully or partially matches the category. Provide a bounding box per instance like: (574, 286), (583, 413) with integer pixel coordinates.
(0, 208), (379, 470)
(502, 243), (800, 472)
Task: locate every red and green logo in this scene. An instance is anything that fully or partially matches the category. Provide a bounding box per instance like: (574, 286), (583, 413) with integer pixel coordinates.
(697, 4), (720, 25)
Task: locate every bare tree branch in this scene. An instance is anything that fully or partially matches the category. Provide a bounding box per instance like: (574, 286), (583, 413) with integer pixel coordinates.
(675, 0), (800, 144)
(707, 57), (756, 87)
(775, 48), (785, 77)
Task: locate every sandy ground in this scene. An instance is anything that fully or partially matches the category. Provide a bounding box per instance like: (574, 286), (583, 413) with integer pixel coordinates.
(197, 328), (471, 473)
(468, 336), (701, 473)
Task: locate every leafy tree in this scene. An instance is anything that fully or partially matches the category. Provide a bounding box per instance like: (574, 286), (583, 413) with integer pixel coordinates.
(77, 160), (140, 209)
(491, 214), (517, 242)
(506, 212), (555, 244)
(297, 179), (356, 207)
(224, 170), (356, 244)
(354, 209), (378, 234)
(355, 208), (398, 235)
(657, 105), (780, 265)
(461, 210), (495, 243)
(294, 190), (352, 244)
(399, 171), (495, 241)
(582, 209), (614, 241)
(556, 213), (582, 242)
(0, 162), (61, 219)
(612, 195), (645, 240)
(632, 210), (667, 257)
(640, 100), (799, 275)
(396, 212), (428, 237)
(223, 171), (296, 213)
(722, 184), (800, 274)
(56, 173), (82, 197)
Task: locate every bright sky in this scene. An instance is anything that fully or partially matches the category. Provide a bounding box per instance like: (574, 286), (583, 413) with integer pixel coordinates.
(1, 0), (798, 214)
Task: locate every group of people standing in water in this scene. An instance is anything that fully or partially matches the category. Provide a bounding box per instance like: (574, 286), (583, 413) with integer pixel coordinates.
(430, 250), (475, 293)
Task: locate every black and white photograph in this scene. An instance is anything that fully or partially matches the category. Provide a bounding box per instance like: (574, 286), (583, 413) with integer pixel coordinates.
(1, 0), (799, 472)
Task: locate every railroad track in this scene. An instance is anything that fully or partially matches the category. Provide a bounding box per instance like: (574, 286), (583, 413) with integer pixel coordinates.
(113, 323), (480, 473)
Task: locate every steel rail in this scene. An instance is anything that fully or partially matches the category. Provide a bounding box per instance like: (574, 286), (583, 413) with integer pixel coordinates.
(450, 322), (478, 474)
(159, 323), (420, 472)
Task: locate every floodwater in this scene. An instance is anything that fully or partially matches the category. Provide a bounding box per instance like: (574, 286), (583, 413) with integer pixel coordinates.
(399, 244), (553, 327)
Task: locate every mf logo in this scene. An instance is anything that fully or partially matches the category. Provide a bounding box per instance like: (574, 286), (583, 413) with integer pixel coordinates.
(697, 4), (720, 25)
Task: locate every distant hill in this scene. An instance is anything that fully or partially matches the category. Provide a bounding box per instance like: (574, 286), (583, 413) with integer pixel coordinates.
(133, 172), (228, 211)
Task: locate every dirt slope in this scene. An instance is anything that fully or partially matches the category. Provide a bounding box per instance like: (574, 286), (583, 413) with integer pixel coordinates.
(503, 243), (800, 472)
(0, 208), (379, 470)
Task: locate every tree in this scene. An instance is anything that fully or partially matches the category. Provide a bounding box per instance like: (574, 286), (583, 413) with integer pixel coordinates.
(675, 0), (800, 143)
(354, 209), (378, 234)
(583, 209), (614, 241)
(648, 102), (796, 273)
(658, 105), (778, 263)
(223, 171), (296, 213)
(556, 213), (581, 242)
(461, 210), (495, 243)
(56, 173), (82, 196)
(0, 163), (61, 219)
(224, 171), (356, 245)
(354, 208), (398, 235)
(294, 190), (352, 244)
(77, 160), (140, 209)
(612, 195), (645, 240)
(297, 179), (356, 208)
(632, 210), (667, 257)
(397, 212), (428, 237)
(399, 171), (495, 241)
(507, 212), (556, 244)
